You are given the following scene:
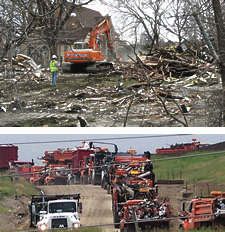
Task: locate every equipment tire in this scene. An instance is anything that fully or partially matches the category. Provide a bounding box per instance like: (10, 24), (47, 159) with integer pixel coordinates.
(107, 184), (110, 194)
(113, 211), (120, 228)
(179, 224), (184, 231)
(124, 223), (135, 232)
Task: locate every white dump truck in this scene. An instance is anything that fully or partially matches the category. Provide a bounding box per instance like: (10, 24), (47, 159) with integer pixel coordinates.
(29, 192), (82, 230)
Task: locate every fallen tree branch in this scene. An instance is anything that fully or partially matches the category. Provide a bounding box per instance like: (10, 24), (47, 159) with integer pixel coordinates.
(136, 55), (188, 127)
(123, 94), (135, 127)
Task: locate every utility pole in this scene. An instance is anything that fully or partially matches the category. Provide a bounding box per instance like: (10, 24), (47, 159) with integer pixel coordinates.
(193, 12), (218, 61)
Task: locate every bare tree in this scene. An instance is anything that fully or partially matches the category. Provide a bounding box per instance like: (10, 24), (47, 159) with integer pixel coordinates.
(100, 0), (171, 51)
(163, 0), (191, 44)
(0, 0), (94, 60)
(211, 0), (225, 89)
(0, 0), (37, 59)
(32, 0), (94, 57)
(211, 0), (225, 123)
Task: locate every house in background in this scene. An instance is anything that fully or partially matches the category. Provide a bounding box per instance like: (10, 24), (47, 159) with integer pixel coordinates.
(19, 6), (119, 68)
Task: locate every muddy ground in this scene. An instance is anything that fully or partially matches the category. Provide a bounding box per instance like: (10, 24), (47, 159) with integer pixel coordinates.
(0, 66), (224, 127)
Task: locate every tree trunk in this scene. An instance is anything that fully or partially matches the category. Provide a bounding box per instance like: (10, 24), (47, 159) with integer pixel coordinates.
(212, 0), (225, 87)
(211, 0), (225, 124)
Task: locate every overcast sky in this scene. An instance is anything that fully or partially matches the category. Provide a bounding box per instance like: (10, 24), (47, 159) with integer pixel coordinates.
(1, 131), (225, 165)
(88, 0), (110, 15)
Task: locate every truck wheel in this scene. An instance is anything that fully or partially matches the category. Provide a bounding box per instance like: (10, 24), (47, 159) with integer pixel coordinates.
(113, 211), (120, 228)
(94, 173), (101, 185)
(124, 223), (135, 232)
(107, 184), (110, 194)
(73, 175), (77, 184)
(91, 172), (96, 185)
(179, 224), (184, 231)
(92, 175), (96, 185)
(101, 178), (104, 188)
(103, 179), (107, 190)
(88, 176), (91, 184)
(84, 174), (88, 184)
(163, 223), (170, 231)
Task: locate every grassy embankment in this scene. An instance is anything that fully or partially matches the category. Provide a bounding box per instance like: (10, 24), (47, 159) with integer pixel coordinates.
(0, 172), (38, 213)
(0, 172), (102, 232)
(152, 149), (225, 194)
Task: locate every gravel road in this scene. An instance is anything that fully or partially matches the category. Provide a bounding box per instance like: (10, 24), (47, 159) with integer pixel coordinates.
(37, 183), (187, 232)
(38, 184), (118, 232)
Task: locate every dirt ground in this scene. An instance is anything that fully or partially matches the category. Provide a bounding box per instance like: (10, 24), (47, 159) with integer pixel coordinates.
(2, 182), (225, 232)
(0, 183), (189, 232)
(0, 194), (31, 231)
(0, 68), (224, 127)
(39, 185), (116, 232)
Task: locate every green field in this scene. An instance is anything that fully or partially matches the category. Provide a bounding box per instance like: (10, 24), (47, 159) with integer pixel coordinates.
(153, 150), (225, 183)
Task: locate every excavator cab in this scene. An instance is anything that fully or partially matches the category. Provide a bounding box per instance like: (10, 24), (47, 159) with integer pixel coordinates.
(74, 42), (89, 50)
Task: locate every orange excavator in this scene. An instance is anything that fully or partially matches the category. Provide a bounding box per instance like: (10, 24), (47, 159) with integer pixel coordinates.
(63, 19), (114, 73)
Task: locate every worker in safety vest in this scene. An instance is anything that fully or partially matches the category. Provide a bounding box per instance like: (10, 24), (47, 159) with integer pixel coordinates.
(50, 55), (60, 86)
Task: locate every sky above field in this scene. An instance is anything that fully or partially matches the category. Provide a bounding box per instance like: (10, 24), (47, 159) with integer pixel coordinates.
(0, 130), (225, 165)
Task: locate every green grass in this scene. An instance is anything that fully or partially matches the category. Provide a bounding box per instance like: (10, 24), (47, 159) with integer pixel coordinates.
(0, 174), (38, 200)
(152, 150), (225, 185)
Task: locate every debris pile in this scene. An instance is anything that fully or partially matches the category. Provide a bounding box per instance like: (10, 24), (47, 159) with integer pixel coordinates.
(1, 54), (44, 82)
(0, 48), (222, 127)
(115, 47), (219, 87)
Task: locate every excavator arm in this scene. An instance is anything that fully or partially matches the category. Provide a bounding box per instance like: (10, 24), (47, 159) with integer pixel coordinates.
(88, 19), (113, 52)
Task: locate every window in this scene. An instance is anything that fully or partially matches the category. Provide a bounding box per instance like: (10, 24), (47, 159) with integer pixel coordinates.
(64, 45), (69, 52)
(49, 202), (76, 213)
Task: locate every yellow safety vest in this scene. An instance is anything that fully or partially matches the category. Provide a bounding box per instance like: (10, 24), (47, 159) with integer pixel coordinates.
(50, 61), (59, 72)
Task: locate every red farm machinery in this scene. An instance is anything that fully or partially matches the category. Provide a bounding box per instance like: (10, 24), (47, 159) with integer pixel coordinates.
(106, 149), (171, 231)
(0, 144), (18, 169)
(156, 138), (209, 155)
(71, 141), (118, 185)
(179, 191), (225, 230)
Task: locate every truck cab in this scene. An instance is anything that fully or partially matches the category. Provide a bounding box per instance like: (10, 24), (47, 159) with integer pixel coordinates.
(29, 194), (82, 231)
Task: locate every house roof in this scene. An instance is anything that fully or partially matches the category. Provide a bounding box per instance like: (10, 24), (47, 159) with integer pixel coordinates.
(60, 27), (92, 44)
(59, 6), (115, 45)
(73, 6), (104, 28)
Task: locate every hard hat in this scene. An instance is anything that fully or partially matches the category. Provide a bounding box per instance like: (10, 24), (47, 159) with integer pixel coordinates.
(52, 55), (57, 59)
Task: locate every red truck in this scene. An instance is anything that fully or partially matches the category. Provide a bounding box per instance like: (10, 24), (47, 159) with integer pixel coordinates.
(71, 144), (94, 184)
(0, 144), (18, 169)
(72, 141), (117, 185)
